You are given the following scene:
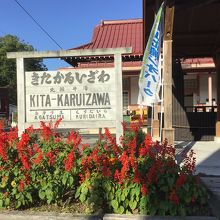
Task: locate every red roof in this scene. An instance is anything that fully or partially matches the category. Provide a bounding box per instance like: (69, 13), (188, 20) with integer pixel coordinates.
(71, 19), (143, 56)
(68, 19), (214, 69)
(181, 58), (214, 65)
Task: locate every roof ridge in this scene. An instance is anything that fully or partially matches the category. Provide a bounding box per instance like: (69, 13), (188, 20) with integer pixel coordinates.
(101, 18), (142, 25)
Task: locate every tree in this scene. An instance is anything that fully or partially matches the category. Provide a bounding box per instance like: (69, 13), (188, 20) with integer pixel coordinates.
(0, 34), (47, 104)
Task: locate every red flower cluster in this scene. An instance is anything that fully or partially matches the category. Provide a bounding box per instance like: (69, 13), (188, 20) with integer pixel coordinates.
(16, 133), (31, 170)
(64, 150), (75, 172)
(169, 189), (180, 204)
(39, 121), (56, 141)
(176, 173), (186, 187)
(46, 151), (56, 166)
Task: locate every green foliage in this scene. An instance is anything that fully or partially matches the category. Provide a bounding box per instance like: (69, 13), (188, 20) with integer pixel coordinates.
(0, 34), (47, 103)
(0, 120), (211, 216)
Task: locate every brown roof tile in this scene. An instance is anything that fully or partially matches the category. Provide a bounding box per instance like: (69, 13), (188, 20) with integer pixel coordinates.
(72, 19), (143, 56)
(69, 19), (214, 69)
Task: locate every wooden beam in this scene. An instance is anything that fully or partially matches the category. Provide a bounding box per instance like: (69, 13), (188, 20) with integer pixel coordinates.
(164, 0), (175, 41)
(7, 47), (132, 59)
(213, 50), (220, 142)
(176, 0), (219, 12)
(163, 0), (175, 144)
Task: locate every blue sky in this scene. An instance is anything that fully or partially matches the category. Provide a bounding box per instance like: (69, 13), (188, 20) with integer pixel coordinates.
(0, 0), (142, 70)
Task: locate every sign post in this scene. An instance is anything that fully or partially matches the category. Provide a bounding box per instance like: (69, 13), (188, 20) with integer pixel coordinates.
(7, 48), (132, 144)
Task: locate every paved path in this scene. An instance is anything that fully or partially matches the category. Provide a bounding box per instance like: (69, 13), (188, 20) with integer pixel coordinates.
(175, 141), (220, 219)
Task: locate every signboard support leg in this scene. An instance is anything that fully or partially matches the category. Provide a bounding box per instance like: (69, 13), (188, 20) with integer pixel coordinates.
(16, 58), (26, 137)
(114, 53), (123, 145)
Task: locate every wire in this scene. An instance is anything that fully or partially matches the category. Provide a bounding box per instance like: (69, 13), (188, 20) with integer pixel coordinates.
(13, 0), (63, 49)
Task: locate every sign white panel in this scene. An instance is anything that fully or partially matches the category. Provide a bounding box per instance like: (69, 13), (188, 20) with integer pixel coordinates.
(25, 68), (116, 124)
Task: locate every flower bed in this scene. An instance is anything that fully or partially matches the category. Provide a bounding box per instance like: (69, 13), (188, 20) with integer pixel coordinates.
(0, 120), (211, 216)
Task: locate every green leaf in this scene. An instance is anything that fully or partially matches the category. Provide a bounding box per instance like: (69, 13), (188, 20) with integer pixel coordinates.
(129, 200), (137, 210)
(0, 200), (3, 207)
(62, 174), (68, 185)
(108, 192), (114, 200)
(16, 200), (21, 208)
(102, 181), (111, 192)
(122, 188), (128, 197)
(184, 195), (191, 203)
(12, 188), (17, 195)
(121, 193), (125, 201)
(170, 207), (177, 216)
(167, 177), (174, 188)
(75, 187), (81, 199)
(31, 172), (36, 181)
(125, 199), (129, 208)
(140, 196), (149, 210)
(68, 176), (74, 185)
(183, 184), (189, 192)
(160, 186), (169, 192)
(39, 190), (45, 200)
(5, 198), (10, 206)
(118, 206), (125, 214)
(47, 195), (53, 204)
(135, 186), (140, 198)
(126, 210), (132, 214)
(179, 206), (186, 216)
(25, 192), (32, 202)
(111, 199), (119, 210)
(149, 206), (157, 215)
(81, 186), (89, 195)
(158, 209), (166, 216)
(79, 193), (86, 202)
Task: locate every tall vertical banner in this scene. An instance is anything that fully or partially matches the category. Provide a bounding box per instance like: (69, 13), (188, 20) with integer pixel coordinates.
(138, 2), (164, 106)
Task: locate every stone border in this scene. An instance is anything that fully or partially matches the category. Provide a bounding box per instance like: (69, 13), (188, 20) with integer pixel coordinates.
(103, 214), (217, 220)
(0, 211), (102, 220)
(0, 212), (217, 220)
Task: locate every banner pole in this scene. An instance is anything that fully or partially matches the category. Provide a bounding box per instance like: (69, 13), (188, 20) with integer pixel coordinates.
(160, 78), (164, 142)
(151, 104), (154, 137)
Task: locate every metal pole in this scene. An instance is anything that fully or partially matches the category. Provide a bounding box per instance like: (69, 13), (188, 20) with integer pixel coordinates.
(160, 78), (164, 142)
(151, 105), (154, 137)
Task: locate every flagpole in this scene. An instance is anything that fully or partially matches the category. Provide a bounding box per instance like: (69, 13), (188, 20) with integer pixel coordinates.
(159, 50), (164, 143)
(137, 2), (164, 130)
(151, 104), (154, 137)
(160, 78), (164, 142)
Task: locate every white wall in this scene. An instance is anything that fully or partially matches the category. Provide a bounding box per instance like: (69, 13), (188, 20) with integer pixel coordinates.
(199, 74), (217, 104)
(130, 76), (139, 104)
(212, 74), (217, 103)
(199, 75), (209, 104)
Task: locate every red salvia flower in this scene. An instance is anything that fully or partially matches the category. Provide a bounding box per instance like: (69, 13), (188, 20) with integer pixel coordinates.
(114, 169), (121, 181)
(16, 133), (31, 170)
(46, 151), (56, 166)
(133, 170), (141, 183)
(0, 142), (7, 161)
(67, 131), (81, 150)
(7, 127), (18, 145)
(121, 121), (127, 132)
(176, 173), (186, 187)
(32, 152), (43, 165)
(191, 196), (196, 203)
(130, 122), (139, 133)
(25, 125), (34, 134)
(64, 150), (75, 172)
(18, 180), (25, 192)
(39, 121), (55, 141)
(141, 184), (149, 196)
(169, 190), (180, 204)
(54, 117), (62, 129)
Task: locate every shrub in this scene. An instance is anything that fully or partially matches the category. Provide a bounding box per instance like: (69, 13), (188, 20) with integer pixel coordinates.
(0, 120), (210, 216)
